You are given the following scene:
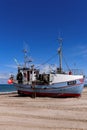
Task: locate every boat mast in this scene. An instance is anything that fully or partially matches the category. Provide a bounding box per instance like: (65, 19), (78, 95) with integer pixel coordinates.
(58, 37), (63, 73)
(23, 48), (32, 68)
(23, 49), (27, 67)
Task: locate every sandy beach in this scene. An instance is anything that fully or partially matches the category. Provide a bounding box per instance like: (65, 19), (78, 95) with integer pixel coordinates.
(0, 88), (87, 130)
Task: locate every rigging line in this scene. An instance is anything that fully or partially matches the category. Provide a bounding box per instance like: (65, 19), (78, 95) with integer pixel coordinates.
(62, 53), (71, 71)
(36, 53), (58, 68)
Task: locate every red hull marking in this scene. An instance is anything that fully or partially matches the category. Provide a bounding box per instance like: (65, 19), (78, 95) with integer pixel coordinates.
(18, 90), (81, 98)
(79, 78), (84, 83)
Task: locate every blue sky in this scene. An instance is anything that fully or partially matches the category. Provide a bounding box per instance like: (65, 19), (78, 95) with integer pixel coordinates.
(0, 0), (87, 83)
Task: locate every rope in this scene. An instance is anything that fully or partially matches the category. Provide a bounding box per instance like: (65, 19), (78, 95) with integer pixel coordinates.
(36, 53), (58, 68)
(62, 54), (71, 71)
(36, 52), (70, 72)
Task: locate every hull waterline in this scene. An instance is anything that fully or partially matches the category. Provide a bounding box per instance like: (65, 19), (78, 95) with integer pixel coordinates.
(17, 90), (81, 97)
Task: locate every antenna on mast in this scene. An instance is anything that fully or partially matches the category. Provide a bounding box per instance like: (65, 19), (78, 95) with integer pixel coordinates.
(23, 48), (27, 67)
(23, 48), (33, 68)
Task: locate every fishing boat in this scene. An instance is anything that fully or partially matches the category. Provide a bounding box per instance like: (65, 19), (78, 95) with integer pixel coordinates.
(13, 39), (84, 98)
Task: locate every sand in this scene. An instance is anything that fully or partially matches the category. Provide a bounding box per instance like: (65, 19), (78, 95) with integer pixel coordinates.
(0, 88), (87, 130)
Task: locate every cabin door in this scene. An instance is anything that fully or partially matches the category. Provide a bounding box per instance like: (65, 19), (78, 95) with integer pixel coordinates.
(27, 71), (30, 81)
